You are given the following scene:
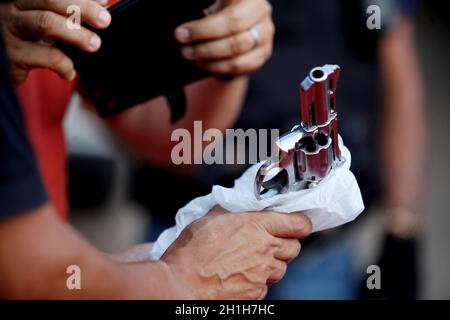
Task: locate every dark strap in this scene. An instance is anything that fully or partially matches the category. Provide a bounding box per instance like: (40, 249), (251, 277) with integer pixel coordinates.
(166, 89), (187, 123)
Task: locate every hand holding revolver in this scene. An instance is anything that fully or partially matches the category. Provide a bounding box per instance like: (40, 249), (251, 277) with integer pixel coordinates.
(162, 206), (312, 300)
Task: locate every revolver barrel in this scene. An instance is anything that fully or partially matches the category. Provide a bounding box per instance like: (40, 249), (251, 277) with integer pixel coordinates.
(255, 65), (343, 199)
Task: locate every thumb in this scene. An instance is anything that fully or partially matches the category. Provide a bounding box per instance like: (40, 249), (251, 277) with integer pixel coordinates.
(249, 211), (313, 239)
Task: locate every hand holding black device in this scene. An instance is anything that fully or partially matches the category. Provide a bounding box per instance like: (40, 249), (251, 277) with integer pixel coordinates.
(61, 0), (214, 122)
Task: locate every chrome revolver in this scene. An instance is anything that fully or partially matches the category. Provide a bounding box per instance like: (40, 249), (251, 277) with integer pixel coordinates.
(255, 65), (344, 199)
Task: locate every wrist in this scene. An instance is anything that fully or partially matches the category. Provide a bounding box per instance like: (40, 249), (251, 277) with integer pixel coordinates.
(161, 259), (197, 300)
(106, 243), (155, 263)
(384, 206), (423, 239)
(118, 259), (195, 299)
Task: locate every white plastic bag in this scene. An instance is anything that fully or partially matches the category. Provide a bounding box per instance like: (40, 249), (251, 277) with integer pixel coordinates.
(149, 138), (364, 260)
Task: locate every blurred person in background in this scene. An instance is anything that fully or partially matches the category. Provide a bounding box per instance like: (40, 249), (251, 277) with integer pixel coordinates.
(133, 0), (426, 299)
(0, 0), (314, 299)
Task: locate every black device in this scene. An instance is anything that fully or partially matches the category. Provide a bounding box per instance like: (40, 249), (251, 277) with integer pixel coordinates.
(61, 0), (214, 122)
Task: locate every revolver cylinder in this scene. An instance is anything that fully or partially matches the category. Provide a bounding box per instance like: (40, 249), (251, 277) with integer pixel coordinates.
(255, 65), (343, 199)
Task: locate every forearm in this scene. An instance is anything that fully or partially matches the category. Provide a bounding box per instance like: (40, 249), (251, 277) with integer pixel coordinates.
(106, 76), (248, 167)
(378, 17), (427, 211)
(0, 205), (184, 299)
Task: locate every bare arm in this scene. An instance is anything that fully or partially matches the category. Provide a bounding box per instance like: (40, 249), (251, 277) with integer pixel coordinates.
(0, 204), (309, 299)
(106, 76), (248, 167)
(378, 16), (427, 235)
(105, 0), (274, 167)
(0, 205), (185, 299)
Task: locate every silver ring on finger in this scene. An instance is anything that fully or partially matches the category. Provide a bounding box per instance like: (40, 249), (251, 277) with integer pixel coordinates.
(248, 27), (261, 50)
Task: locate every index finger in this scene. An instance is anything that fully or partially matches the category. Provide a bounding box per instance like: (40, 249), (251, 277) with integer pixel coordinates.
(247, 211), (313, 239)
(175, 0), (271, 43)
(15, 0), (111, 29)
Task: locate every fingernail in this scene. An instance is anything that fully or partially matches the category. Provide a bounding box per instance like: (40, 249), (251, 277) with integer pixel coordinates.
(98, 10), (111, 25)
(182, 46), (195, 59)
(67, 70), (77, 81)
(97, 0), (108, 6)
(89, 35), (101, 50)
(175, 27), (190, 43)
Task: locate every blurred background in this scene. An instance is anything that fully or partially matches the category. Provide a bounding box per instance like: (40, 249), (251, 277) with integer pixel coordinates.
(65, 1), (449, 299)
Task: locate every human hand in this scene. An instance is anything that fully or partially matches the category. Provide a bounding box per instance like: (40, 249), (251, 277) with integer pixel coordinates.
(161, 206), (312, 300)
(0, 0), (111, 84)
(175, 0), (274, 76)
